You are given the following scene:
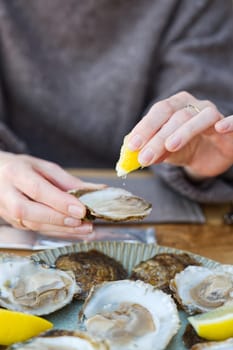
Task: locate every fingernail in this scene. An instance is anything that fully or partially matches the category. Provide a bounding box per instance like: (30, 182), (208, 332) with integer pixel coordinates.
(68, 205), (85, 218)
(64, 217), (81, 227)
(128, 134), (143, 150)
(216, 120), (230, 131)
(166, 136), (181, 150)
(74, 223), (93, 234)
(138, 148), (154, 165)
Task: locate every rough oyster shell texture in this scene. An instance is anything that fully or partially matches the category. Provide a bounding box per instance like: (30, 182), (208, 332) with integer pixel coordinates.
(30, 242), (222, 350)
(70, 187), (152, 221)
(191, 338), (233, 349)
(0, 254), (77, 315)
(6, 330), (109, 350)
(55, 250), (127, 300)
(130, 252), (201, 293)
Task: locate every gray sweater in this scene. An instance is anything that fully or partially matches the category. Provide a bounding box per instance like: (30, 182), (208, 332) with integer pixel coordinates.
(0, 0), (233, 203)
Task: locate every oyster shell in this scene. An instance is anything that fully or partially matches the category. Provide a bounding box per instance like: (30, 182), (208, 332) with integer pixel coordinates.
(55, 250), (127, 300)
(82, 279), (180, 350)
(183, 324), (205, 349)
(191, 338), (233, 349)
(170, 265), (233, 314)
(131, 253), (200, 293)
(7, 330), (109, 349)
(0, 254), (78, 315)
(70, 187), (152, 221)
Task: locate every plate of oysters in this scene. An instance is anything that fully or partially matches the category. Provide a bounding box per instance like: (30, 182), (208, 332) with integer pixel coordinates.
(1, 241), (233, 350)
(0, 187), (233, 350)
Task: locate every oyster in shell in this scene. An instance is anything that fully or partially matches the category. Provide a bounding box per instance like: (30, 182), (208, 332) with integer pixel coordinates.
(170, 265), (233, 315)
(131, 253), (200, 293)
(82, 279), (180, 350)
(55, 250), (127, 300)
(7, 330), (109, 349)
(191, 338), (233, 349)
(70, 187), (152, 221)
(0, 254), (77, 315)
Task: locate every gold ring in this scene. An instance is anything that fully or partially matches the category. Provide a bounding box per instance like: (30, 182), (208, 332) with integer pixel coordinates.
(15, 218), (26, 228)
(185, 104), (201, 114)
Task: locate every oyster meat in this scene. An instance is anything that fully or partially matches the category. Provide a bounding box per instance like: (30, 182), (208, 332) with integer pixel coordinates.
(170, 265), (233, 314)
(82, 279), (180, 350)
(0, 254), (78, 315)
(55, 250), (127, 300)
(70, 187), (152, 221)
(7, 330), (109, 350)
(131, 252), (200, 293)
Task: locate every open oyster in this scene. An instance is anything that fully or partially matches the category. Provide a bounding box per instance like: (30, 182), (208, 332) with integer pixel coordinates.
(55, 250), (127, 300)
(82, 280), (180, 350)
(0, 254), (77, 315)
(191, 338), (233, 349)
(131, 253), (200, 293)
(170, 265), (233, 315)
(70, 187), (152, 221)
(7, 330), (109, 349)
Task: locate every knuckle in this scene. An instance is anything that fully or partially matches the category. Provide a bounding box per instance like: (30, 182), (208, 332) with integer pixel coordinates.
(201, 99), (215, 108)
(174, 90), (191, 101)
(10, 200), (25, 220)
(28, 180), (42, 201)
(26, 222), (40, 231)
(205, 105), (219, 120)
(154, 100), (175, 116)
(47, 213), (61, 226)
(0, 162), (17, 179)
(45, 161), (61, 172)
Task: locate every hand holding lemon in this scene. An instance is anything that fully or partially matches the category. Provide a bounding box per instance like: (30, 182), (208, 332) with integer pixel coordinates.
(116, 135), (141, 177)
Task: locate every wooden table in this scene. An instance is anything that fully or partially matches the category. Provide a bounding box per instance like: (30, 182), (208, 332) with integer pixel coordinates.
(1, 169), (232, 264)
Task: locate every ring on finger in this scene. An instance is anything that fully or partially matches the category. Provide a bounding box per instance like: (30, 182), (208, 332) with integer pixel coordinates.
(185, 104), (201, 114)
(15, 217), (27, 229)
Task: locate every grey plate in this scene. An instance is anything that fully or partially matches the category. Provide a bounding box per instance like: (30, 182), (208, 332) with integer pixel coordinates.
(32, 242), (221, 350)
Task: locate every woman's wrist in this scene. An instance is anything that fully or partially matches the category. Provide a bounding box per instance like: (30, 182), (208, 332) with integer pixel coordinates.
(183, 166), (210, 183)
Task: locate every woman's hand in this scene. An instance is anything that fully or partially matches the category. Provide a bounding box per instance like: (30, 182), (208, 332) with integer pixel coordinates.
(0, 152), (105, 238)
(127, 91), (233, 179)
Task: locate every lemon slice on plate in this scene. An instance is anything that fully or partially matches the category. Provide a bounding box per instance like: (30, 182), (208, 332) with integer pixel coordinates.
(188, 304), (233, 341)
(0, 308), (53, 345)
(116, 135), (141, 177)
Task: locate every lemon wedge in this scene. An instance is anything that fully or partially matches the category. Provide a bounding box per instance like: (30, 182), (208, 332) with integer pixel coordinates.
(188, 304), (233, 341)
(0, 308), (53, 346)
(116, 135), (141, 177)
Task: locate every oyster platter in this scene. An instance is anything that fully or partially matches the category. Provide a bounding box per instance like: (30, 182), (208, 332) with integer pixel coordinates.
(1, 241), (233, 350)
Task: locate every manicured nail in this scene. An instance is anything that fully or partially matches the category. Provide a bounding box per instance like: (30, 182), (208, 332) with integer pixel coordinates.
(216, 120), (230, 131)
(64, 217), (81, 227)
(166, 136), (181, 150)
(128, 134), (143, 150)
(68, 205), (85, 218)
(138, 148), (154, 165)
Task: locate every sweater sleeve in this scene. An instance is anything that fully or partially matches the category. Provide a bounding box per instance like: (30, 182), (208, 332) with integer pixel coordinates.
(0, 76), (27, 153)
(151, 0), (233, 203)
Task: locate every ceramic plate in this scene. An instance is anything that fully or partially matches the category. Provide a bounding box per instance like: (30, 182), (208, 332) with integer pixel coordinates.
(32, 242), (221, 350)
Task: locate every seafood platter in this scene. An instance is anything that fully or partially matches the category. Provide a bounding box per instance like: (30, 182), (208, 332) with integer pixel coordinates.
(1, 241), (233, 350)
(0, 187), (233, 349)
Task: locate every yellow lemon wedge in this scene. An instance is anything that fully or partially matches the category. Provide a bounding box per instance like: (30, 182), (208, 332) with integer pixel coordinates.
(188, 304), (233, 341)
(116, 135), (141, 177)
(0, 308), (53, 346)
